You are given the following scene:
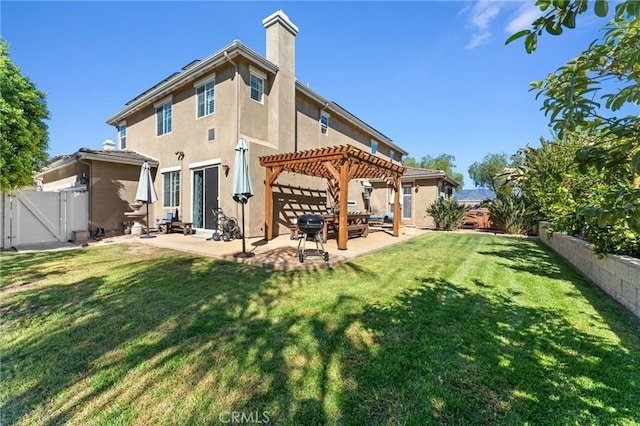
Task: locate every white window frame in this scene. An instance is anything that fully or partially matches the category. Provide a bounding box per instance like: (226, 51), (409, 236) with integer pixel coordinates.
(320, 111), (329, 136)
(402, 184), (412, 219)
(118, 121), (127, 150)
(371, 140), (378, 155)
(154, 96), (173, 136)
(249, 66), (266, 104)
(194, 75), (215, 118)
(162, 169), (181, 208)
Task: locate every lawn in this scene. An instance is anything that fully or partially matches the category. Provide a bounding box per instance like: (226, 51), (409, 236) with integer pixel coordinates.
(1, 233), (639, 425)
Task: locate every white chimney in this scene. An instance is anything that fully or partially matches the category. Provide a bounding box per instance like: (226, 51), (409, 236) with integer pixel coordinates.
(103, 139), (115, 151)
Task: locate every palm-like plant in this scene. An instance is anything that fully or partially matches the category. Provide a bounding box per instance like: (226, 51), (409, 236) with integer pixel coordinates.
(425, 197), (468, 231)
(489, 194), (536, 235)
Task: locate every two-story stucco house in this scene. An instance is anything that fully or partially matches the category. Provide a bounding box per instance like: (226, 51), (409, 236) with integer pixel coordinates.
(33, 10), (459, 243)
(104, 10), (416, 240)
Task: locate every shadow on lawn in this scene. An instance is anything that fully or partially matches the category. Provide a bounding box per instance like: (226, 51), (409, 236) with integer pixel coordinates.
(1, 246), (285, 424)
(2, 240), (639, 425)
(336, 277), (640, 424)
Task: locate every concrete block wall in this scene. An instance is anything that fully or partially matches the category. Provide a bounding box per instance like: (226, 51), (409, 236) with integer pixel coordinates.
(539, 223), (640, 319)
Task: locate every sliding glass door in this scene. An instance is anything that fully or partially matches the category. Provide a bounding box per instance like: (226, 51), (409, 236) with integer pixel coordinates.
(192, 165), (219, 229)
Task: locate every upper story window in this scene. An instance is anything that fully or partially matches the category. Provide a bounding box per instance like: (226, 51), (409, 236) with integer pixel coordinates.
(118, 122), (127, 149)
(249, 66), (266, 104)
(155, 97), (172, 136)
(390, 150), (395, 161)
(195, 75), (215, 118)
(371, 140), (378, 155)
(250, 74), (264, 103)
(320, 112), (329, 136)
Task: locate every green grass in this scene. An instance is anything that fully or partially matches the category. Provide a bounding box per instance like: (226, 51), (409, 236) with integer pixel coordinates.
(1, 233), (639, 425)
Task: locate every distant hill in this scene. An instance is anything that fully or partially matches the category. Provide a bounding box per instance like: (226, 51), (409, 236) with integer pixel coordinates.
(455, 188), (496, 202)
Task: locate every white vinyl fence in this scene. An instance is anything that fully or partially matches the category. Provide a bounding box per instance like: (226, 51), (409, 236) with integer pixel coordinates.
(1, 189), (88, 249)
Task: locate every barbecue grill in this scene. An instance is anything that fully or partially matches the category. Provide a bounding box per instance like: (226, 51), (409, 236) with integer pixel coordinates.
(296, 214), (329, 263)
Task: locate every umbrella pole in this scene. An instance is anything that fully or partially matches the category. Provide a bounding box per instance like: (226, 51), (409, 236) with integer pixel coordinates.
(241, 202), (246, 254)
(141, 172), (156, 239)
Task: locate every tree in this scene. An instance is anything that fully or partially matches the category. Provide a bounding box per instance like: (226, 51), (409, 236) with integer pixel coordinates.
(0, 38), (49, 192)
(402, 153), (464, 187)
(467, 153), (510, 195)
(517, 133), (639, 257)
(507, 1), (640, 233)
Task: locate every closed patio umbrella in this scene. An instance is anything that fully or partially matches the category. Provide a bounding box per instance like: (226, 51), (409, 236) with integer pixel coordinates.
(135, 161), (158, 239)
(232, 138), (254, 256)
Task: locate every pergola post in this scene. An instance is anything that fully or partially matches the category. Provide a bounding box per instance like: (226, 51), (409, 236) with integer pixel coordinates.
(264, 166), (273, 240)
(264, 166), (283, 240)
(392, 176), (401, 237)
(338, 159), (349, 250)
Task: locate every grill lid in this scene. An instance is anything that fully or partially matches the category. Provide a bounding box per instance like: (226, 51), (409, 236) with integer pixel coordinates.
(297, 214), (325, 233)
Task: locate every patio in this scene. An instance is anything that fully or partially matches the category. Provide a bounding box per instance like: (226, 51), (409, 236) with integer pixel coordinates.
(130, 226), (428, 270)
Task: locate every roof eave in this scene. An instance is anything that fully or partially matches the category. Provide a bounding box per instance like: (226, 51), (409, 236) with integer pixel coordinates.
(35, 156), (76, 178)
(77, 151), (159, 167)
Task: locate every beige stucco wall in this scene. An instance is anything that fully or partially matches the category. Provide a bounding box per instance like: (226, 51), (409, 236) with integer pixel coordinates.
(413, 179), (440, 228)
(119, 62), (402, 238)
(40, 163), (88, 191)
(367, 178), (447, 229)
(92, 161), (149, 233)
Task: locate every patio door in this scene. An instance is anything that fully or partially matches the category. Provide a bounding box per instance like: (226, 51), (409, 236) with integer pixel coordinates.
(192, 165), (219, 229)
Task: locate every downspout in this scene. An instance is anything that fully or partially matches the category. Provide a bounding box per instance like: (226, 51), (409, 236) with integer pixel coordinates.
(224, 51), (240, 148)
(78, 157), (92, 235)
(224, 50), (241, 223)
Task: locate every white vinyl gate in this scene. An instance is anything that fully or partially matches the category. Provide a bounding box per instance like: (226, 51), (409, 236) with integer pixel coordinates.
(1, 189), (88, 249)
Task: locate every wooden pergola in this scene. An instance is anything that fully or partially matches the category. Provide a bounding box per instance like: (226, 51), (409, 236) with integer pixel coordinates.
(259, 144), (406, 250)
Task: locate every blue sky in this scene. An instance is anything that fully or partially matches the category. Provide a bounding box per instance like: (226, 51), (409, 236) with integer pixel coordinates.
(3, 1), (605, 189)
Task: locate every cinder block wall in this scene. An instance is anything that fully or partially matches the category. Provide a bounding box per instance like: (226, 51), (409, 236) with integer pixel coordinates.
(539, 222), (640, 320)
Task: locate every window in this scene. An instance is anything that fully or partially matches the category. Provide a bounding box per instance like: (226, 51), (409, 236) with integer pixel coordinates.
(320, 112), (329, 135)
(196, 79), (215, 118)
(163, 170), (180, 208)
(156, 101), (172, 136)
(118, 123), (126, 149)
(250, 73), (264, 103)
(371, 140), (378, 155)
(402, 184), (412, 219)
(390, 150), (395, 161)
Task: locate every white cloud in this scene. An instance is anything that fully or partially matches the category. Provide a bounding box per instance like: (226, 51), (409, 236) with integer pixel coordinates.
(463, 0), (504, 49)
(471, 1), (501, 30)
(505, 3), (542, 34)
(466, 31), (492, 49)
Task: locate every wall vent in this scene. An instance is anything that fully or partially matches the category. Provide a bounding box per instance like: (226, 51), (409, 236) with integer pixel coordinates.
(208, 128), (215, 141)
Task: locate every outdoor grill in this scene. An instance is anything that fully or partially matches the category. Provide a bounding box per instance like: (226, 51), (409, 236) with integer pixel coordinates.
(296, 214), (329, 263)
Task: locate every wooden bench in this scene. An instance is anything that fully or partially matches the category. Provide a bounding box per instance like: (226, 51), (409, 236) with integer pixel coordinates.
(322, 213), (370, 241)
(164, 221), (193, 235)
(347, 223), (369, 238)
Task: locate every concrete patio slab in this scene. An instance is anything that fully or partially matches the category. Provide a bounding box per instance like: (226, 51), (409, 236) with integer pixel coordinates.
(133, 226), (429, 270)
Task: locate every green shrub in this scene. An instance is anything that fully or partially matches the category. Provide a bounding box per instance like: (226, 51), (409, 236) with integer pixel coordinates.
(425, 197), (468, 231)
(488, 194), (536, 235)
